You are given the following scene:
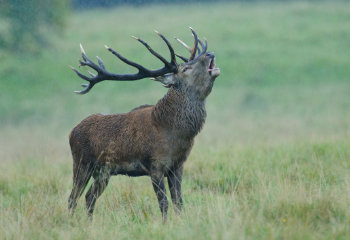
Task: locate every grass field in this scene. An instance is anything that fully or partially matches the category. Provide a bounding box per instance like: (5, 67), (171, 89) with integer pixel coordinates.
(1, 1), (350, 239)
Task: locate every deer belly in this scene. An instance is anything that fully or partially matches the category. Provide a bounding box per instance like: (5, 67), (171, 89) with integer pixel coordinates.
(109, 161), (149, 177)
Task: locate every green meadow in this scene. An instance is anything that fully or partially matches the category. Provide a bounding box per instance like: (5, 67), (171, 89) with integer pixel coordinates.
(1, 1), (350, 239)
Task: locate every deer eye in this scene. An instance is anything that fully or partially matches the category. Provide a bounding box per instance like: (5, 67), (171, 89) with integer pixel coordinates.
(182, 67), (192, 73)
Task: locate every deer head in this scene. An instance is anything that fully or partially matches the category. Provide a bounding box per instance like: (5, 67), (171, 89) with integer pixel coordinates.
(71, 28), (220, 100)
(155, 29), (220, 100)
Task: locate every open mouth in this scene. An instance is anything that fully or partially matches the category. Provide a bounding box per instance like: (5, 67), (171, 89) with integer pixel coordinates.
(208, 58), (215, 71)
(208, 57), (220, 76)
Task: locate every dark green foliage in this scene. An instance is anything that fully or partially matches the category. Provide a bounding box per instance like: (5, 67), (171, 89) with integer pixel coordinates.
(71, 0), (324, 9)
(0, 0), (70, 52)
(72, 0), (216, 9)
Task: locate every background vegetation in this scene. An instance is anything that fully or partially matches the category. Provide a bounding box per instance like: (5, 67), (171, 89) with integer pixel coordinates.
(0, 0), (70, 52)
(0, 1), (350, 239)
(71, 0), (225, 9)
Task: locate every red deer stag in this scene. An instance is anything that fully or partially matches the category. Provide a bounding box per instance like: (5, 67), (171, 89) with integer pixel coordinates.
(68, 28), (220, 221)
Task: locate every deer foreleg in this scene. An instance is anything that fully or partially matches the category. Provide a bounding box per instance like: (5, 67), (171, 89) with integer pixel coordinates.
(151, 173), (168, 222)
(168, 166), (183, 214)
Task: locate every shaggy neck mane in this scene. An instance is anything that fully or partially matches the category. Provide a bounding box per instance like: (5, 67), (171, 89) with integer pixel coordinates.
(152, 86), (207, 138)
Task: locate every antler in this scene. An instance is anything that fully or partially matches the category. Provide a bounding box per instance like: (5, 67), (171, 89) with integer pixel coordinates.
(71, 31), (178, 94)
(175, 27), (208, 63)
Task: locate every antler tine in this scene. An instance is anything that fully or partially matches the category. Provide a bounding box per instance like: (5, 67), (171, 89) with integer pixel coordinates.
(88, 70), (96, 77)
(175, 37), (192, 53)
(131, 33), (176, 71)
(105, 45), (148, 73)
(96, 56), (105, 70)
(78, 44), (101, 72)
(198, 39), (204, 53)
(174, 31), (207, 63)
(175, 54), (189, 62)
(189, 27), (199, 61)
(71, 66), (90, 81)
(74, 84), (94, 94)
(154, 30), (177, 66)
(131, 36), (166, 66)
(80, 43), (87, 62)
(201, 38), (208, 54)
(196, 38), (208, 58)
(70, 66), (94, 94)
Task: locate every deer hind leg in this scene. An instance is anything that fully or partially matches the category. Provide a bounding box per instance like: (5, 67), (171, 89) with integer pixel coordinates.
(85, 167), (110, 218)
(68, 153), (95, 215)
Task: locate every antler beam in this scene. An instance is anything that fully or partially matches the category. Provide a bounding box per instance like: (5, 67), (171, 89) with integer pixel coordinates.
(71, 31), (178, 94)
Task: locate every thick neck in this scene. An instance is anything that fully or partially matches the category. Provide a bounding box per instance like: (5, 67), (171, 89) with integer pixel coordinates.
(152, 86), (207, 138)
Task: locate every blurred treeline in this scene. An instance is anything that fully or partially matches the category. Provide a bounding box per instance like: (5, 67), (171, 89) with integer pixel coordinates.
(72, 0), (215, 9)
(71, 0), (323, 8)
(0, 0), (70, 52)
(0, 0), (326, 53)
(0, 0), (216, 52)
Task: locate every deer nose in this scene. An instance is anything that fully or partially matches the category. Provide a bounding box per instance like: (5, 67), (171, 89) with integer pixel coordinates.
(206, 52), (215, 59)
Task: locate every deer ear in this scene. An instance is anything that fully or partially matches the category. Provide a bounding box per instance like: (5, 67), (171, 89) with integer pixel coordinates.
(151, 73), (177, 88)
